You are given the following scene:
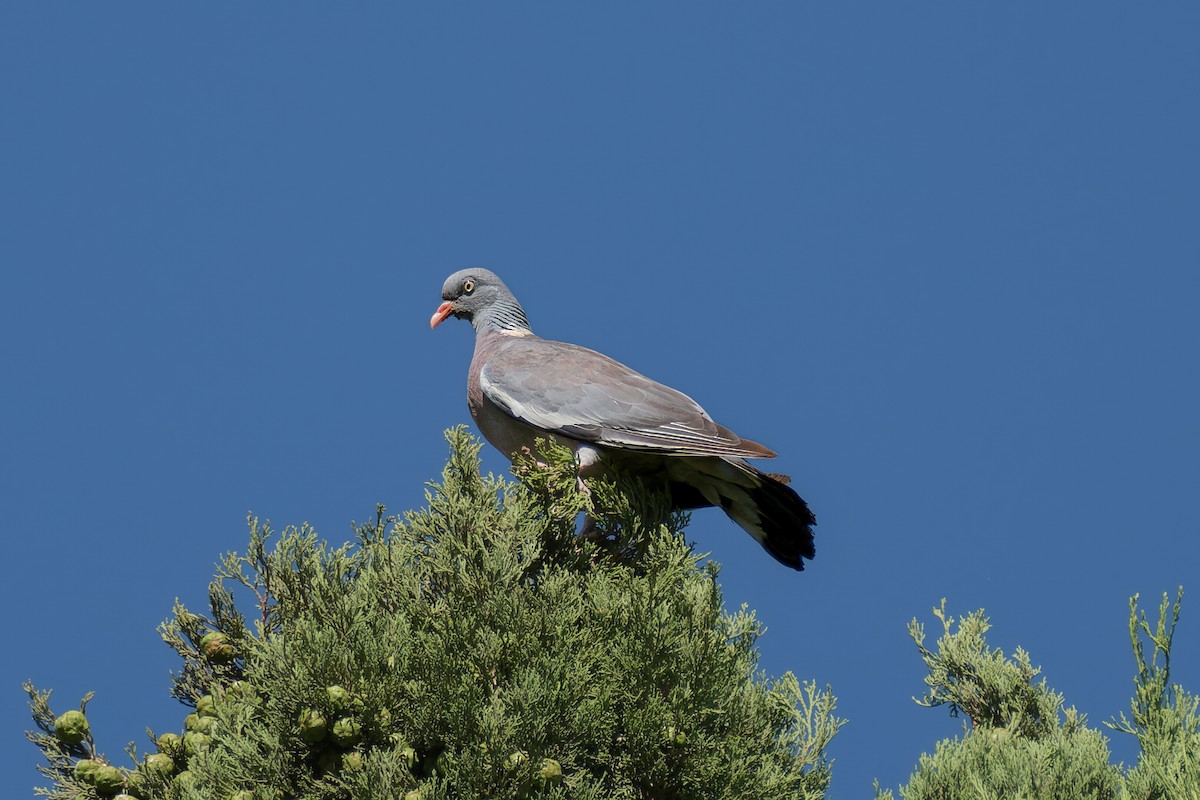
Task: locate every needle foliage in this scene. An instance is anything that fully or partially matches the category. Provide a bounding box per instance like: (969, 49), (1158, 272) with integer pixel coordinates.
(26, 427), (841, 800)
(874, 591), (1199, 800)
(25, 428), (1198, 799)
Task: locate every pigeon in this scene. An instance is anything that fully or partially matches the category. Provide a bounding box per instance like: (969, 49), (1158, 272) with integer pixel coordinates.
(430, 268), (816, 570)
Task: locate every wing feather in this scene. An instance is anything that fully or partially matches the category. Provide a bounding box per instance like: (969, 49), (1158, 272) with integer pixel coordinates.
(480, 336), (774, 458)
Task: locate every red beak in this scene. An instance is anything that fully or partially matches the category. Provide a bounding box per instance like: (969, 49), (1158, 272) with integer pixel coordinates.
(430, 300), (455, 329)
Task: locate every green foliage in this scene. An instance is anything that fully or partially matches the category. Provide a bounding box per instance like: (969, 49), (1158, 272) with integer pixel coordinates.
(24, 686), (113, 800)
(908, 600), (1069, 740)
(26, 427), (841, 800)
(1107, 589), (1200, 800)
(883, 600), (1122, 799)
(890, 714), (1122, 800)
(876, 595), (1200, 800)
(30, 425), (1199, 799)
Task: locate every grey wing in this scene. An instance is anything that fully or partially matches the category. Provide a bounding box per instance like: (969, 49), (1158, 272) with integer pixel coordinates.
(479, 337), (775, 458)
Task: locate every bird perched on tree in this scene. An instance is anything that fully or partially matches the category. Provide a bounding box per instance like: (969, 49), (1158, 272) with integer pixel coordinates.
(430, 268), (816, 570)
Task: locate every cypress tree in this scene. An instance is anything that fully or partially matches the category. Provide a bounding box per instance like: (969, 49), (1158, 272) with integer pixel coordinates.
(874, 593), (1200, 800)
(874, 600), (1122, 800)
(26, 427), (842, 800)
(1107, 590), (1200, 800)
(29, 428), (1199, 798)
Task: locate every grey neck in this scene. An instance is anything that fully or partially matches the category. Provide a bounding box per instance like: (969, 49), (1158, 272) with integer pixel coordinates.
(473, 297), (533, 336)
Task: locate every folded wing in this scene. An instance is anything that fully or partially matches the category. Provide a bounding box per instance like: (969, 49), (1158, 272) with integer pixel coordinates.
(480, 337), (776, 459)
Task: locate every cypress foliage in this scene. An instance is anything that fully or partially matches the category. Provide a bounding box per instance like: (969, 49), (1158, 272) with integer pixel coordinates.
(1107, 590), (1200, 800)
(876, 600), (1122, 800)
(26, 427), (1199, 799)
(25, 427), (842, 800)
(874, 594), (1200, 800)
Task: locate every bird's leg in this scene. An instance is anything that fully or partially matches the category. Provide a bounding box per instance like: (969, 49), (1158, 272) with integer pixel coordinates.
(575, 446), (604, 540)
(513, 446), (550, 477)
(574, 445), (602, 494)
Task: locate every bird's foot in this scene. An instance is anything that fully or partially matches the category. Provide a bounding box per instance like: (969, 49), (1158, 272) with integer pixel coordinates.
(513, 446), (550, 475)
(574, 444), (601, 502)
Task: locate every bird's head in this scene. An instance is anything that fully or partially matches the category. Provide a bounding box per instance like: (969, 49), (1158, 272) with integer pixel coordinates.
(430, 268), (531, 334)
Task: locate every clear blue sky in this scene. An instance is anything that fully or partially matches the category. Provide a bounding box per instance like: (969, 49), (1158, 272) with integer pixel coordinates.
(4, 5), (1198, 797)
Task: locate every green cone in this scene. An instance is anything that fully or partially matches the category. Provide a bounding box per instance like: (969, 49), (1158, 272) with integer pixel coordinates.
(298, 708), (328, 744)
(325, 685), (351, 711)
(538, 758), (563, 787)
(200, 631), (236, 662)
(54, 710), (89, 745)
(73, 758), (100, 784)
(93, 764), (125, 795)
(155, 732), (183, 757)
(191, 715), (218, 735)
(144, 753), (175, 778)
(196, 694), (217, 718)
(184, 731), (212, 755)
(331, 717), (362, 746)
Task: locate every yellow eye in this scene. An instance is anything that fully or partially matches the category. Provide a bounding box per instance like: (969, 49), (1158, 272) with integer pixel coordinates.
(463, 279), (476, 294)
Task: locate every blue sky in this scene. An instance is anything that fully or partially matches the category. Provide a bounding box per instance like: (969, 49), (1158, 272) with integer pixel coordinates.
(4, 5), (1198, 797)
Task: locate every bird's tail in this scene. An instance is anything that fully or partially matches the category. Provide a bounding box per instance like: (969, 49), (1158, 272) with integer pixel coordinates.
(676, 457), (816, 571)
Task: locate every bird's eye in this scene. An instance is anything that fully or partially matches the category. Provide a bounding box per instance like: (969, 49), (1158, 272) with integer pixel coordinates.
(463, 279), (476, 294)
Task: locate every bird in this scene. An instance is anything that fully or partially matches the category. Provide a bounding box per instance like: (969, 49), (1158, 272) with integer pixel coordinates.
(429, 268), (816, 570)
